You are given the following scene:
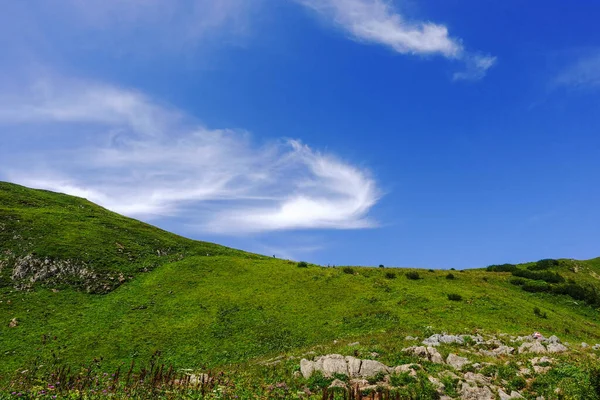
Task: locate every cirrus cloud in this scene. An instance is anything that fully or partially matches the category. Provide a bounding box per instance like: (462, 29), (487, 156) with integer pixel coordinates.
(0, 77), (381, 234)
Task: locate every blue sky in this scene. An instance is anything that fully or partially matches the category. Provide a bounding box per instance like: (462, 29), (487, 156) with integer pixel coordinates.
(1, 0), (599, 269)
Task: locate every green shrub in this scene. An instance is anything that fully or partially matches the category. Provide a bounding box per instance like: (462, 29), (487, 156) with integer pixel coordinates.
(522, 281), (551, 293)
(406, 271), (420, 280)
(510, 277), (526, 286)
(385, 272), (396, 279)
(379, 264), (385, 268)
(446, 273), (455, 280)
(342, 266), (355, 274)
(512, 269), (564, 284)
(428, 269), (435, 272)
(390, 372), (416, 386)
(528, 259), (560, 271)
(447, 293), (462, 301)
(487, 263), (517, 272)
(297, 261), (308, 268)
(533, 307), (548, 319)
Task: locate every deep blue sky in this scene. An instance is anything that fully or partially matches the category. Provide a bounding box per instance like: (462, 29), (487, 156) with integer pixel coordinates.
(0, 0), (599, 268)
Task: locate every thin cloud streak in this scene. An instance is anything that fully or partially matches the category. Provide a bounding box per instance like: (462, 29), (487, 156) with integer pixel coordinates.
(0, 78), (381, 234)
(553, 51), (600, 90)
(298, 0), (495, 80)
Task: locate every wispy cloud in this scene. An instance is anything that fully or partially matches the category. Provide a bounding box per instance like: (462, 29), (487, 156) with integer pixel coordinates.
(553, 51), (600, 90)
(297, 0), (495, 80)
(0, 77), (381, 234)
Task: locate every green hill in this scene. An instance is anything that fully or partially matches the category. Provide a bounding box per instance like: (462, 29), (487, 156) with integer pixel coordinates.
(2, 182), (600, 398)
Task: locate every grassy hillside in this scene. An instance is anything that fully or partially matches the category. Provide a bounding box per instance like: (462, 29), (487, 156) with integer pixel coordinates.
(0, 182), (261, 292)
(2, 182), (600, 398)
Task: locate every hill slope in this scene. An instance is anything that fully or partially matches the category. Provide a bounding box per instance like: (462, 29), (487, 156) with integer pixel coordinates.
(2, 182), (600, 396)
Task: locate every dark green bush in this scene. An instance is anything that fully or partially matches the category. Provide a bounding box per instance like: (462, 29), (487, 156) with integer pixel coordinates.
(297, 261), (308, 268)
(510, 277), (526, 286)
(533, 307), (548, 319)
(428, 269), (435, 272)
(342, 267), (354, 274)
(378, 264), (385, 268)
(446, 273), (455, 280)
(528, 259), (560, 271)
(521, 281), (551, 293)
(385, 272), (396, 279)
(512, 269), (564, 284)
(487, 263), (517, 272)
(447, 293), (462, 301)
(406, 271), (420, 280)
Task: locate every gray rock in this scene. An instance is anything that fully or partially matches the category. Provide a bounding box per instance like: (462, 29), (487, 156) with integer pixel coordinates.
(518, 341), (547, 354)
(499, 389), (524, 399)
(423, 334), (465, 346)
(403, 346), (444, 364)
(349, 342), (360, 347)
(319, 354), (348, 377)
(593, 344), (600, 350)
(345, 356), (362, 377)
(359, 359), (389, 378)
(446, 353), (470, 370)
(546, 335), (561, 344)
(394, 364), (418, 377)
(463, 372), (490, 385)
(329, 379), (348, 389)
(530, 356), (553, 365)
(493, 345), (515, 356)
(581, 342), (590, 349)
(546, 343), (568, 353)
(459, 382), (494, 400)
(300, 359), (315, 379)
(405, 336), (418, 341)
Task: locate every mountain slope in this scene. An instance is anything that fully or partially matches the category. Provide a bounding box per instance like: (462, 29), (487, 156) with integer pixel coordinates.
(0, 182), (261, 292)
(1, 182), (600, 384)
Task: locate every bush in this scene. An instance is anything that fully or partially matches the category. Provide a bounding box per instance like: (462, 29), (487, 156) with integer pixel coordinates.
(487, 263), (517, 272)
(296, 261), (308, 268)
(379, 264), (385, 268)
(446, 273), (455, 280)
(510, 277), (526, 286)
(528, 259), (560, 271)
(512, 269), (565, 284)
(447, 293), (462, 301)
(521, 281), (551, 293)
(342, 266), (354, 274)
(533, 307), (548, 319)
(385, 272), (396, 279)
(406, 271), (420, 280)
(428, 269), (435, 272)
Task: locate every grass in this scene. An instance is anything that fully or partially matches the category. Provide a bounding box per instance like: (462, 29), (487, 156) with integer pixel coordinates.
(2, 182), (600, 397)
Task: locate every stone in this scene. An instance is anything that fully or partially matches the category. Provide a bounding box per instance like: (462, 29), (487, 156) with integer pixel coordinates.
(403, 346), (444, 363)
(530, 356), (553, 365)
(394, 364), (418, 377)
(459, 382), (494, 400)
(447, 353), (470, 370)
(428, 376), (445, 391)
(463, 372), (490, 385)
(518, 342), (547, 354)
(533, 365), (551, 374)
(405, 336), (418, 341)
(345, 356), (362, 377)
(499, 389), (524, 399)
(329, 379), (348, 389)
(546, 343), (568, 353)
(423, 334), (465, 346)
(493, 345), (515, 356)
(319, 355), (348, 377)
(300, 359), (315, 379)
(188, 374), (211, 385)
(349, 342), (360, 347)
(546, 335), (561, 344)
(582, 342), (590, 349)
(359, 359), (389, 378)
(8, 318), (18, 328)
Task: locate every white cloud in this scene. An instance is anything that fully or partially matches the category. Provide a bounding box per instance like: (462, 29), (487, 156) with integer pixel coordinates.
(453, 54), (498, 81)
(297, 0), (495, 79)
(554, 51), (600, 89)
(0, 78), (380, 234)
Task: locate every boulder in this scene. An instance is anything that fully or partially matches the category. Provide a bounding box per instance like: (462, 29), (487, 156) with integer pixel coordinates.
(459, 382), (494, 400)
(493, 345), (515, 356)
(319, 355), (348, 377)
(359, 359), (389, 378)
(447, 353), (470, 370)
(345, 356), (362, 377)
(546, 343), (568, 353)
(300, 359), (315, 379)
(518, 342), (547, 354)
(393, 364), (418, 377)
(546, 335), (561, 344)
(329, 379), (348, 389)
(499, 389), (524, 399)
(463, 372), (490, 385)
(423, 334), (465, 346)
(403, 346), (444, 364)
